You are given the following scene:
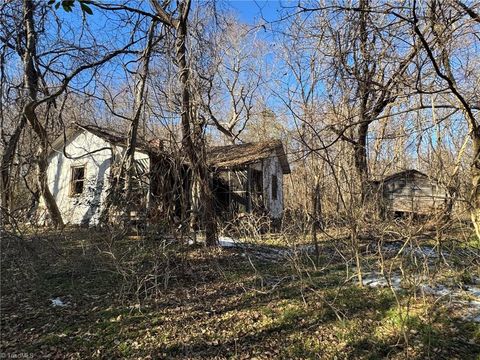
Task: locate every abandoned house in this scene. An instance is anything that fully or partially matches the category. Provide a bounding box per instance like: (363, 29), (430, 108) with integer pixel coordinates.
(37, 123), (291, 226)
(371, 169), (452, 218)
(38, 123), (166, 226)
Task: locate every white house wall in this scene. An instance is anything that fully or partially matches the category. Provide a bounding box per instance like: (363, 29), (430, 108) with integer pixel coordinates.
(111, 144), (150, 164)
(112, 145), (151, 210)
(40, 130), (150, 226)
(262, 154), (284, 219)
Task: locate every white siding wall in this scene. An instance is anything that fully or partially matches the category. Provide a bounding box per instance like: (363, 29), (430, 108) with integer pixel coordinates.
(262, 154), (284, 219)
(39, 130), (149, 226)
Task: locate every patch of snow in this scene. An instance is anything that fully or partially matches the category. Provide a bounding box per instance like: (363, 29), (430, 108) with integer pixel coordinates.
(363, 272), (402, 290)
(298, 245), (316, 253)
(390, 276), (402, 289)
(412, 246), (439, 259)
(461, 300), (480, 323)
(469, 300), (480, 309)
(51, 297), (68, 307)
(372, 242), (448, 261)
(416, 284), (480, 323)
(218, 236), (237, 248)
(216, 236), (292, 261)
(364, 277), (388, 288)
(420, 284), (450, 297)
(359, 270), (480, 323)
(466, 286), (480, 298)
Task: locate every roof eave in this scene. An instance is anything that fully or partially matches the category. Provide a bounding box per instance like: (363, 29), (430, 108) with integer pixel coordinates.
(274, 144), (291, 174)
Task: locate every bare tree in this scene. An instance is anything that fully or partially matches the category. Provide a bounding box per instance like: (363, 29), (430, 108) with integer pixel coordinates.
(406, 0), (480, 237)
(1, 0), (143, 228)
(194, 16), (267, 143)
(21, 0), (64, 227)
(281, 1), (419, 197)
(112, 20), (159, 225)
(148, 0), (217, 245)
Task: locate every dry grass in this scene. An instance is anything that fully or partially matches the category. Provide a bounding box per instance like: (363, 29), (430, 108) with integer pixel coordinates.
(0, 228), (479, 359)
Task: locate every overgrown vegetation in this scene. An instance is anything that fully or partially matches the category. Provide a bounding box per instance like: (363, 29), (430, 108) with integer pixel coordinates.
(1, 227), (478, 359)
(2, 1), (480, 358)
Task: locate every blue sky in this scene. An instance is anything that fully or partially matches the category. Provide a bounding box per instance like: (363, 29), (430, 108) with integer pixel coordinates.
(227, 1), (286, 24)
(43, 0), (290, 105)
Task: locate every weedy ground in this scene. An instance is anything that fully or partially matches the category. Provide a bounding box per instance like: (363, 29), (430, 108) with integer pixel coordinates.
(1, 227), (479, 359)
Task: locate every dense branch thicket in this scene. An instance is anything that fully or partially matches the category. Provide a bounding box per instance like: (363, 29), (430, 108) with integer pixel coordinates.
(1, 1), (480, 358)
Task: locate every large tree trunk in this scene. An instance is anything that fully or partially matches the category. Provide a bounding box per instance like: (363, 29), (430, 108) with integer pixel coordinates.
(470, 136), (480, 239)
(175, 1), (217, 245)
(197, 146), (217, 246)
(23, 0), (63, 228)
(0, 116), (27, 224)
(354, 122), (370, 199)
(354, 0), (372, 201)
(24, 104), (64, 228)
(121, 21), (157, 226)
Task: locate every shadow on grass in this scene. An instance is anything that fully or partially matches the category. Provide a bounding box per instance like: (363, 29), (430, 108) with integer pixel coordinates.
(1, 230), (479, 359)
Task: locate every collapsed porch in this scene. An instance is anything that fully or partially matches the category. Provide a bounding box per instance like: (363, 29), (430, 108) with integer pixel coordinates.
(109, 140), (290, 228)
(212, 164), (266, 220)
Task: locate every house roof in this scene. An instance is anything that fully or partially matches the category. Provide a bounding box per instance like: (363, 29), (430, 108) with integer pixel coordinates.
(208, 141), (291, 174)
(49, 125), (291, 173)
(77, 123), (161, 154)
(49, 122), (162, 157)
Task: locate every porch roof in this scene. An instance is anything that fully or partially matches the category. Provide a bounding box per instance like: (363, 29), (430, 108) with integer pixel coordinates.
(208, 141), (291, 174)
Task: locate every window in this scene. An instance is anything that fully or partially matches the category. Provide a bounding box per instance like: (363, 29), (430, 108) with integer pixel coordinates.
(271, 175), (278, 201)
(70, 165), (85, 196)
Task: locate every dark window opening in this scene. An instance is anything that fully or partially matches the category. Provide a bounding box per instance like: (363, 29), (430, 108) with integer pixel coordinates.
(71, 166), (85, 196)
(271, 174), (278, 201)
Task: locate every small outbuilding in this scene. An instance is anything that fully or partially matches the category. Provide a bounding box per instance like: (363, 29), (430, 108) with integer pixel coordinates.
(372, 169), (452, 218)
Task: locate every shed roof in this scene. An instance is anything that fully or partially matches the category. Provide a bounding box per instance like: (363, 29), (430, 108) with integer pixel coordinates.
(369, 169), (453, 195)
(208, 141), (291, 174)
(382, 169), (430, 183)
